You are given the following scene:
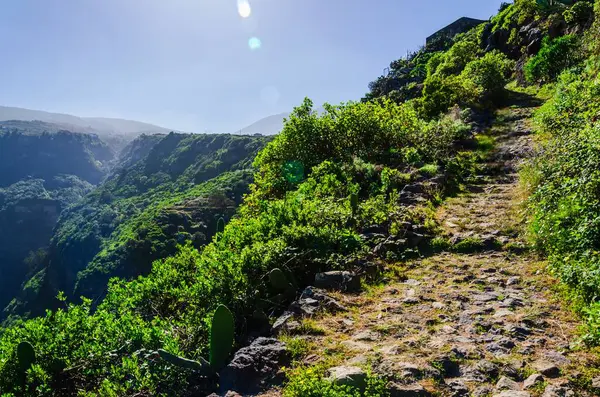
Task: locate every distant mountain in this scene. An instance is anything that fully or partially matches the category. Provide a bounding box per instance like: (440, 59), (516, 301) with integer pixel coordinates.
(235, 112), (290, 136)
(0, 105), (173, 150)
(236, 108), (327, 136)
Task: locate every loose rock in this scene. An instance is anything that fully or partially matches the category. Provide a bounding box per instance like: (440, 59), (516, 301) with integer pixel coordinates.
(493, 392), (530, 397)
(523, 373), (544, 389)
(388, 382), (430, 397)
(533, 360), (560, 378)
(326, 366), (367, 390)
(314, 271), (361, 292)
(495, 376), (521, 392)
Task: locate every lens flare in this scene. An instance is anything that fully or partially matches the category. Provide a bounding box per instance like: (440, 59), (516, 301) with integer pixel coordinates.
(248, 37), (261, 50)
(237, 0), (251, 18)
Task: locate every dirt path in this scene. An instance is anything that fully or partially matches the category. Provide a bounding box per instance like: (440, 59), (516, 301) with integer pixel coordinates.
(277, 101), (600, 396)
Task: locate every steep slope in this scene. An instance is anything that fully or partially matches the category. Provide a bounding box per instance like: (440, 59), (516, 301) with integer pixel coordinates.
(3, 132), (270, 320)
(0, 123), (114, 314)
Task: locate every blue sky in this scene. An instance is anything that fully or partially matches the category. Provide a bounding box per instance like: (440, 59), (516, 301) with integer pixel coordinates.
(0, 0), (504, 132)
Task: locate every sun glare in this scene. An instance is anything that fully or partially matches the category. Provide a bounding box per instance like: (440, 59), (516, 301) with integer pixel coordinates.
(237, 0), (252, 18)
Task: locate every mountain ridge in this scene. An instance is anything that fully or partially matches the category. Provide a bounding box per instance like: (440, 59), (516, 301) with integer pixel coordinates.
(0, 105), (174, 151)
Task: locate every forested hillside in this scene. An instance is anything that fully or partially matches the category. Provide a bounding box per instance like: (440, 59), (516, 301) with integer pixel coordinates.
(3, 132), (269, 322)
(1, 0), (600, 396)
(0, 123), (114, 315)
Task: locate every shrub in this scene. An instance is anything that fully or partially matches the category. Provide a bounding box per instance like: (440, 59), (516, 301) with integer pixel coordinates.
(491, 0), (538, 32)
(525, 63), (600, 343)
(461, 50), (515, 103)
(525, 35), (582, 84)
(564, 1), (594, 24)
(283, 366), (389, 397)
(421, 50), (513, 116)
(252, 98), (468, 199)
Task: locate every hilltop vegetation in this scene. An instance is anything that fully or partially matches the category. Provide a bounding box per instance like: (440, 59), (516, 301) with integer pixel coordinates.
(1, 0), (600, 395)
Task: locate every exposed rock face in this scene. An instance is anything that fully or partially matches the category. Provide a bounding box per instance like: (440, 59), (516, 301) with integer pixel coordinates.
(219, 338), (290, 395)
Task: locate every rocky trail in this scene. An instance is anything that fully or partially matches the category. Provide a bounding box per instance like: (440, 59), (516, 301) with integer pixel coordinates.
(221, 97), (600, 397)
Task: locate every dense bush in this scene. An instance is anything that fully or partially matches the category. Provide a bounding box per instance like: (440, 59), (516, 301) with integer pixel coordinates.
(524, 48), (600, 342)
(363, 41), (452, 103)
(420, 37), (513, 117)
(525, 35), (582, 84)
(564, 1), (594, 25)
(252, 98), (469, 199)
(491, 0), (538, 33)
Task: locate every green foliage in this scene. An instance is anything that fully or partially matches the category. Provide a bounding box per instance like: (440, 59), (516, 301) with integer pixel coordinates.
(364, 44), (452, 103)
(0, 122), (113, 187)
(564, 1), (594, 24)
(461, 50), (515, 103)
(536, 0), (575, 10)
(0, 87), (477, 393)
(283, 366), (389, 397)
(2, 0), (571, 392)
(209, 305), (235, 370)
(491, 0), (539, 32)
(525, 35), (582, 84)
(252, 98), (469, 199)
(586, 0), (600, 56)
(525, 48), (600, 342)
(421, 46), (514, 116)
(5, 133), (268, 321)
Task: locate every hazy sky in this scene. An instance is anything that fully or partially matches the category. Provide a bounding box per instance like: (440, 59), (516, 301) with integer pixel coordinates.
(0, 1), (504, 132)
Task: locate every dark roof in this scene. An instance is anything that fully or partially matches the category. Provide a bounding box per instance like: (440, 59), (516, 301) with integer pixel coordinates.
(426, 17), (488, 44)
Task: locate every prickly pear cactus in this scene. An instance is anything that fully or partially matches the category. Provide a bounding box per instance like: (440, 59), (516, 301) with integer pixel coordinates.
(158, 349), (209, 371)
(217, 217), (225, 234)
(17, 341), (35, 372)
(209, 304), (235, 369)
(268, 268), (291, 291)
(350, 192), (359, 215)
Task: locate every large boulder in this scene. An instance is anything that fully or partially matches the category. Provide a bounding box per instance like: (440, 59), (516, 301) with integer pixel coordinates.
(289, 286), (347, 316)
(219, 338), (291, 394)
(314, 271), (361, 292)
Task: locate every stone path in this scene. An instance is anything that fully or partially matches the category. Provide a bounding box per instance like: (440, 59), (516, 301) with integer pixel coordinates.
(269, 102), (600, 396)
